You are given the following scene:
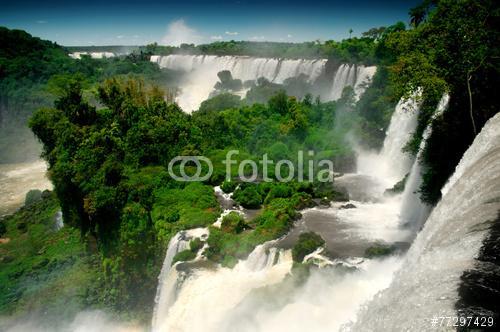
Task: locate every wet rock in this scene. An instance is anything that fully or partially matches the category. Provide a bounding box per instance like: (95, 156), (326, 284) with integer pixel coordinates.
(339, 203), (357, 209)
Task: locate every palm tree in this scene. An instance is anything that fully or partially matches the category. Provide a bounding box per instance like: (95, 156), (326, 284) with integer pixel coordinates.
(349, 28), (353, 38)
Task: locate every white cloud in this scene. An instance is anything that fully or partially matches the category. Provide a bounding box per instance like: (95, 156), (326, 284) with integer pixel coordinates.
(116, 35), (124, 39)
(225, 31), (239, 36)
(36, 20), (47, 24)
(250, 36), (266, 41)
(162, 19), (203, 46)
(287, 34), (293, 38)
(211, 35), (223, 40)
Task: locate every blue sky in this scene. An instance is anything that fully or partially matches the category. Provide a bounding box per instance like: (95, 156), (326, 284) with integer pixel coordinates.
(0, 0), (421, 46)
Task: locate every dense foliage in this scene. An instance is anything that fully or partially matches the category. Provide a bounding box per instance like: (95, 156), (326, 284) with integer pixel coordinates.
(292, 232), (326, 262)
(0, 27), (170, 163)
(141, 38), (379, 64)
(0, 192), (100, 326)
(26, 68), (363, 317)
(386, 0), (500, 203)
(3, 0), (499, 320)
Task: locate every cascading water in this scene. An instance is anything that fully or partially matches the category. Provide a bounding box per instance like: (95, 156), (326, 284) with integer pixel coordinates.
(151, 95), (427, 332)
(151, 54), (376, 111)
(152, 228), (209, 330)
(330, 64), (377, 101)
(398, 94), (449, 231)
(352, 112), (500, 331)
(356, 95), (420, 189)
(152, 240), (292, 332)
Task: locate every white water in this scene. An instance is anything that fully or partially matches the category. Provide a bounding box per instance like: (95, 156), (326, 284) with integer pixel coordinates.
(69, 52), (115, 59)
(352, 112), (500, 331)
(153, 242), (292, 332)
(151, 94), (427, 331)
(356, 96), (420, 188)
(151, 55), (376, 111)
(0, 160), (52, 217)
(152, 228), (209, 329)
(330, 64), (377, 101)
(398, 94), (449, 231)
(54, 210), (64, 230)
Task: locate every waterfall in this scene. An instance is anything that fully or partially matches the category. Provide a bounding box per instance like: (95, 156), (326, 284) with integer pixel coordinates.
(399, 95), (450, 231)
(351, 112), (500, 331)
(69, 52), (115, 59)
(152, 228), (209, 329)
(54, 210), (64, 230)
(356, 95), (420, 189)
(329, 64), (377, 101)
(151, 93), (430, 332)
(152, 240), (292, 332)
(151, 55), (375, 111)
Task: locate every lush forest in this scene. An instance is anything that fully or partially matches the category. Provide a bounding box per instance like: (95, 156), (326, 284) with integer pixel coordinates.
(0, 0), (499, 325)
(141, 37), (380, 64)
(0, 27), (172, 163)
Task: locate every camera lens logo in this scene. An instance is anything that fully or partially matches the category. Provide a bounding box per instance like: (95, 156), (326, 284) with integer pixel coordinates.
(167, 156), (213, 182)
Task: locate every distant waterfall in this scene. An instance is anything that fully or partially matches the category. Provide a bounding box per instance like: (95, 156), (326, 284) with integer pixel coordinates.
(151, 54), (376, 111)
(69, 52), (115, 59)
(329, 64), (377, 101)
(352, 112), (500, 331)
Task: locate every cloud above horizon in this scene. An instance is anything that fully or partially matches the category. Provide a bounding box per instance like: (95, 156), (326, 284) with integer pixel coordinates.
(162, 19), (203, 46)
(250, 35), (265, 41)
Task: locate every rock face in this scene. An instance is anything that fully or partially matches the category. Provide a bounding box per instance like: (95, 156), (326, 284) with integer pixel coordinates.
(456, 212), (500, 327)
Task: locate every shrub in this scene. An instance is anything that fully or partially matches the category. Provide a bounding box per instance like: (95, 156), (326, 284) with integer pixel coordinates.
(0, 220), (6, 237)
(264, 184), (293, 204)
(25, 189), (43, 206)
(221, 180), (238, 194)
(171, 249), (196, 265)
(189, 238), (204, 252)
(221, 212), (247, 234)
(292, 232), (325, 262)
(364, 244), (395, 258)
(233, 185), (262, 209)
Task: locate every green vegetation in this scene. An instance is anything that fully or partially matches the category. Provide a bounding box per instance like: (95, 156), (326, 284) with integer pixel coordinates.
(171, 237), (205, 265)
(221, 212), (248, 234)
(1, 0), (498, 321)
(292, 232), (326, 262)
(220, 180), (238, 193)
(172, 250), (196, 265)
(385, 0), (499, 204)
(24, 67), (369, 314)
(365, 243), (396, 258)
(206, 190), (314, 268)
(24, 189), (43, 206)
(0, 27), (172, 163)
(141, 38), (378, 64)
(0, 192), (100, 326)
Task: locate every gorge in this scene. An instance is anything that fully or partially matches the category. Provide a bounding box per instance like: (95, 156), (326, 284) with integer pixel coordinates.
(0, 0), (498, 330)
